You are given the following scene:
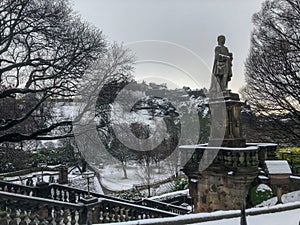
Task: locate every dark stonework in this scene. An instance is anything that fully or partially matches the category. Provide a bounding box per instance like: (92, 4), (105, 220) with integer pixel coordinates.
(182, 145), (260, 212)
(58, 166), (68, 184)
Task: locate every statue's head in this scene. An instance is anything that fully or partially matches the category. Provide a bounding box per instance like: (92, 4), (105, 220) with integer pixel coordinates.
(217, 35), (226, 45)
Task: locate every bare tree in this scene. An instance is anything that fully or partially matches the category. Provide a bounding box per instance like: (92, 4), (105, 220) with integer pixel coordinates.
(73, 43), (134, 173)
(242, 0), (300, 145)
(0, 0), (105, 143)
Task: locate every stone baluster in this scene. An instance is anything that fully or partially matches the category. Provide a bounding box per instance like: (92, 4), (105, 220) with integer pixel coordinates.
(124, 208), (130, 221)
(238, 152), (245, 166)
(78, 208), (88, 225)
(28, 213), (37, 225)
(245, 152), (251, 166)
(111, 206), (118, 222)
(98, 211), (104, 223)
(19, 210), (27, 225)
(113, 206), (120, 222)
(91, 206), (100, 224)
(130, 209), (138, 221)
(58, 188), (63, 201)
(0, 211), (7, 225)
(8, 209), (17, 225)
(118, 207), (125, 222)
(223, 151), (229, 166)
(103, 211), (110, 223)
(108, 210), (115, 222)
(46, 212), (54, 225)
(232, 152), (239, 167)
(69, 190), (76, 203)
(70, 209), (77, 225)
(53, 187), (58, 200)
(62, 208), (69, 224)
(63, 189), (68, 202)
(46, 206), (55, 225)
(230, 152), (235, 167)
(4, 186), (9, 193)
(251, 151), (258, 166)
(140, 212), (145, 219)
(54, 208), (63, 225)
(37, 213), (48, 225)
(217, 152), (223, 164)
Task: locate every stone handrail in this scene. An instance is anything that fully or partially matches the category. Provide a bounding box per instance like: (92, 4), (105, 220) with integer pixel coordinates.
(0, 180), (37, 196)
(137, 199), (191, 215)
(49, 183), (190, 216)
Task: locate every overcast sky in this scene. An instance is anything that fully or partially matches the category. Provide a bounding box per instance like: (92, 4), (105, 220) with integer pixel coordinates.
(71, 0), (265, 93)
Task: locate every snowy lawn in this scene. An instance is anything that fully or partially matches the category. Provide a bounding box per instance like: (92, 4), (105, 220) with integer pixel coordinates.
(99, 162), (177, 194)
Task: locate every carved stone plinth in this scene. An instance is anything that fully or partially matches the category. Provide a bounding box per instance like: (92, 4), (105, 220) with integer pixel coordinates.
(208, 90), (246, 147)
(181, 91), (260, 212)
(182, 145), (259, 212)
(189, 170), (257, 212)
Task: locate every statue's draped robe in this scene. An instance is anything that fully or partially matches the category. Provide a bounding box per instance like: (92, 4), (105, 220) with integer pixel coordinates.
(210, 45), (232, 94)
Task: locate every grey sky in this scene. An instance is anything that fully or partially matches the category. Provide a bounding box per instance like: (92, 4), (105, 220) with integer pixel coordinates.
(71, 0), (265, 92)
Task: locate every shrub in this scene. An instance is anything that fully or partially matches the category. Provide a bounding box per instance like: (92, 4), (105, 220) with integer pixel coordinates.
(250, 184), (273, 206)
(113, 189), (145, 200)
(32, 144), (77, 166)
(172, 177), (189, 192)
(277, 147), (300, 164)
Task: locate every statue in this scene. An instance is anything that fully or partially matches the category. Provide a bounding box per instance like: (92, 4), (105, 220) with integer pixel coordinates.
(210, 35), (233, 94)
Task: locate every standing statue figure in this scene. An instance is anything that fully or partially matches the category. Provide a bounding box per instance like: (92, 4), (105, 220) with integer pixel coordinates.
(210, 35), (233, 94)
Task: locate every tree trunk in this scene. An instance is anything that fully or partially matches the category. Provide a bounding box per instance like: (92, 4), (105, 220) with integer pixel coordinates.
(121, 161), (128, 179)
(81, 158), (87, 173)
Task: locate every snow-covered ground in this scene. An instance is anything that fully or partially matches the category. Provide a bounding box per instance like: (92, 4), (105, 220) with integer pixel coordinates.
(99, 162), (177, 195)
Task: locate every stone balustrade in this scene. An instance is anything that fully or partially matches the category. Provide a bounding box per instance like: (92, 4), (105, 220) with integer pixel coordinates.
(0, 181), (37, 197)
(0, 181), (187, 224)
(183, 145), (262, 175)
(0, 191), (82, 225)
(0, 190), (177, 224)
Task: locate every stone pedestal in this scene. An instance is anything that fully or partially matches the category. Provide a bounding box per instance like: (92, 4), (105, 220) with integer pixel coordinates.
(58, 166), (68, 184)
(36, 182), (50, 198)
(208, 91), (245, 147)
(182, 145), (259, 212)
(181, 91), (260, 212)
(189, 171), (256, 212)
